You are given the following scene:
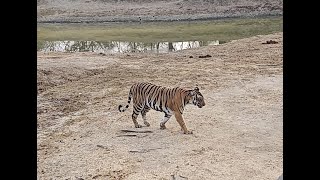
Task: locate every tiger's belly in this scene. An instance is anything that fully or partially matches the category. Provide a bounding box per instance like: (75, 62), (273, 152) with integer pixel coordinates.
(145, 98), (172, 115)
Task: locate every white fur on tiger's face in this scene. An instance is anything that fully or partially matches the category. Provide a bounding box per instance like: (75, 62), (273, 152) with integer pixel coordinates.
(188, 87), (205, 108)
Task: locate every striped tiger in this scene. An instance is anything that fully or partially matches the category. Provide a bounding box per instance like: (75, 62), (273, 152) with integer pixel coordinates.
(118, 82), (205, 134)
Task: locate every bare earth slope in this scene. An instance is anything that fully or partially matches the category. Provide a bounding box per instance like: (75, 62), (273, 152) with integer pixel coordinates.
(37, 32), (283, 179)
(37, 0), (283, 23)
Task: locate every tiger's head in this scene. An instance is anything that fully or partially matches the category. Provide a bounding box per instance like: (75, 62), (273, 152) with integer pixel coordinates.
(187, 87), (205, 108)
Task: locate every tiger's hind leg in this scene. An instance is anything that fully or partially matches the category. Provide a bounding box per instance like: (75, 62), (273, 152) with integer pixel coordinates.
(141, 107), (151, 127)
(160, 113), (172, 130)
(132, 113), (142, 128)
(132, 104), (143, 128)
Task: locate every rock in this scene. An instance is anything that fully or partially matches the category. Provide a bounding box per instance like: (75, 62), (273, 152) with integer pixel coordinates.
(262, 40), (278, 44)
(199, 54), (212, 58)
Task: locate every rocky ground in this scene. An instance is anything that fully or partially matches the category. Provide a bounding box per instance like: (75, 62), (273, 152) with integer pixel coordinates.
(37, 32), (283, 179)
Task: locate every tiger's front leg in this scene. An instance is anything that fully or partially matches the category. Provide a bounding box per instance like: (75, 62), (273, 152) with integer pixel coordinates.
(174, 112), (192, 134)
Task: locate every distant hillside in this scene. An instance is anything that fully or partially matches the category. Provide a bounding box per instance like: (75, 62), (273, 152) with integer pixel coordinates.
(37, 0), (283, 23)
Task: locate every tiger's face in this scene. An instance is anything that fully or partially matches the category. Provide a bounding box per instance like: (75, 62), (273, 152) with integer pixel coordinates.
(188, 87), (205, 108)
(194, 92), (205, 108)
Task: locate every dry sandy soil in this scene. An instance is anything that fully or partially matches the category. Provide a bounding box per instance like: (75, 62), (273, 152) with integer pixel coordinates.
(37, 32), (283, 179)
(37, 0), (283, 23)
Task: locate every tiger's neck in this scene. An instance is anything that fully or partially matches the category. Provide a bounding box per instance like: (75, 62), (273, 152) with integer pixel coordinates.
(179, 90), (192, 113)
(169, 88), (191, 114)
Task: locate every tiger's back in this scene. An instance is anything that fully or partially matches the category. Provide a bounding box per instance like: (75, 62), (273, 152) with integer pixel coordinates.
(130, 82), (180, 113)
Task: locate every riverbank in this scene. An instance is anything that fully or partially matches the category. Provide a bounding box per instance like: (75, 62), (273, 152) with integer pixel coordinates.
(37, 0), (282, 23)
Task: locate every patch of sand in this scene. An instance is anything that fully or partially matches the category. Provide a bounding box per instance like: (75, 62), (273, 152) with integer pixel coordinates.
(37, 32), (283, 179)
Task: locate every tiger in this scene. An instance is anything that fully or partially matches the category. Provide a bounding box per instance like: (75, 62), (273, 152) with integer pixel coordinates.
(118, 82), (205, 134)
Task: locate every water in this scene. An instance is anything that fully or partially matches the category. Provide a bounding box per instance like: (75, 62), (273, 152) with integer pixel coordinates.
(39, 40), (219, 53)
(37, 16), (282, 53)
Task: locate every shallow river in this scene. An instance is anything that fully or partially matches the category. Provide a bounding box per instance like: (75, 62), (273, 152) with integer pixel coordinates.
(37, 16), (282, 54)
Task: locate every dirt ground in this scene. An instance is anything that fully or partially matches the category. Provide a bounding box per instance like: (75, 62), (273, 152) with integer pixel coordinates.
(37, 32), (283, 179)
(37, 0), (283, 23)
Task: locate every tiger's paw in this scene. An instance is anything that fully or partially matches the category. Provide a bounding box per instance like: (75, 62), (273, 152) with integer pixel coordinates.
(160, 123), (166, 129)
(135, 124), (142, 128)
(183, 130), (193, 134)
(144, 121), (150, 127)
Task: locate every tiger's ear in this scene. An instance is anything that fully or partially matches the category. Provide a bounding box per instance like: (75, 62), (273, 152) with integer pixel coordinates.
(194, 86), (199, 91)
(188, 90), (195, 96)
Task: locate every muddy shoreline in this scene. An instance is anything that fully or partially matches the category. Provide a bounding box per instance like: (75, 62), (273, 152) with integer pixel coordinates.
(38, 14), (282, 24)
(37, 13), (281, 24)
(37, 0), (282, 23)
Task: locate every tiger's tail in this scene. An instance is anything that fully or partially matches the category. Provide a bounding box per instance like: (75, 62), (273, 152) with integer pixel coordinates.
(118, 90), (132, 112)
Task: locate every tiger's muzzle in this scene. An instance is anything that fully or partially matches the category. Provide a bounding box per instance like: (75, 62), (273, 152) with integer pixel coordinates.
(197, 101), (205, 108)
